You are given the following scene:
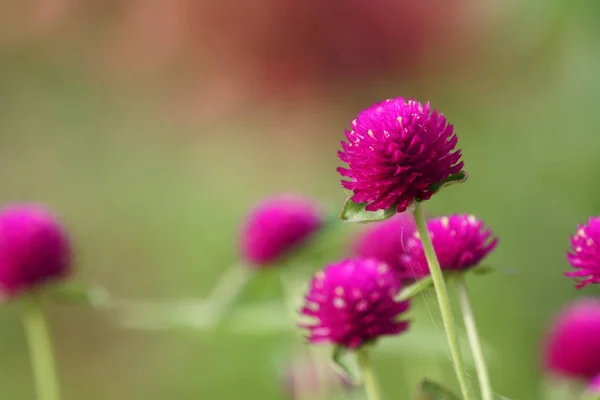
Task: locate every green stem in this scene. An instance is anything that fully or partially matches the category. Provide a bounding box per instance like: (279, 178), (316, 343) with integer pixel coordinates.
(413, 203), (473, 400)
(206, 264), (252, 327)
(356, 347), (382, 400)
(21, 294), (61, 400)
(454, 275), (494, 400)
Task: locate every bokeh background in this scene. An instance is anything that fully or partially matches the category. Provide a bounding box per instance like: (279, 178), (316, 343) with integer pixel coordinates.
(1, 0), (600, 399)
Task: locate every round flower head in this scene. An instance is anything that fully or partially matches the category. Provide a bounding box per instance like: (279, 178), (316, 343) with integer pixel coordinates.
(352, 212), (417, 276)
(566, 216), (600, 288)
(240, 194), (323, 268)
(400, 214), (498, 278)
(0, 204), (71, 297)
(300, 258), (410, 349)
(543, 298), (600, 379)
(338, 97), (463, 213)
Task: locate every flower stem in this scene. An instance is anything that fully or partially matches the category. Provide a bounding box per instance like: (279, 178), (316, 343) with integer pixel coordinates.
(21, 294), (61, 400)
(206, 264), (252, 327)
(413, 203), (473, 400)
(454, 275), (494, 400)
(356, 347), (381, 400)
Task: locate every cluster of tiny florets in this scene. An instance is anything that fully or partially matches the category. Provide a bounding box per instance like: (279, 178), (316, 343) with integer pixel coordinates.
(338, 97), (464, 213)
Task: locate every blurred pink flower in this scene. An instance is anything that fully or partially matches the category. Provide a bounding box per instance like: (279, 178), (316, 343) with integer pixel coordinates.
(0, 204), (71, 297)
(543, 298), (600, 380)
(239, 194), (323, 268)
(351, 212), (417, 278)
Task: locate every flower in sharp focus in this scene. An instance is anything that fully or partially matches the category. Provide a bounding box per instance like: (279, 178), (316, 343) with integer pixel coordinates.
(0, 204), (71, 297)
(337, 97), (464, 213)
(565, 216), (600, 288)
(543, 298), (600, 380)
(300, 258), (410, 349)
(400, 214), (498, 279)
(239, 194), (324, 268)
(351, 212), (417, 277)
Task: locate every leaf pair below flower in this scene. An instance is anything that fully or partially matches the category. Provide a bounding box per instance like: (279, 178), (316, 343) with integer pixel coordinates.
(339, 171), (468, 223)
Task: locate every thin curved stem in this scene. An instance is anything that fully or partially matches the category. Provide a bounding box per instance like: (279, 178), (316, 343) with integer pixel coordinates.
(21, 294), (61, 400)
(414, 203), (473, 400)
(356, 347), (382, 400)
(455, 275), (494, 400)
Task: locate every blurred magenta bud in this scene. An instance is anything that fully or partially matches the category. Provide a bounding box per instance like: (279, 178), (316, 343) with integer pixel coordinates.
(351, 212), (417, 278)
(543, 298), (600, 380)
(239, 194), (323, 268)
(0, 204), (71, 298)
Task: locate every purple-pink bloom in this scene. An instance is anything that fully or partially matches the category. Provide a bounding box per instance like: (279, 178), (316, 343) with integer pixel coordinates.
(0, 204), (71, 297)
(351, 212), (417, 277)
(400, 214), (498, 278)
(239, 194), (323, 268)
(337, 97), (464, 213)
(566, 217), (600, 288)
(300, 258), (410, 349)
(543, 298), (600, 380)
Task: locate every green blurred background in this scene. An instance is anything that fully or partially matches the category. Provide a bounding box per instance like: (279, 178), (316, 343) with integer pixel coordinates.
(1, 0), (600, 399)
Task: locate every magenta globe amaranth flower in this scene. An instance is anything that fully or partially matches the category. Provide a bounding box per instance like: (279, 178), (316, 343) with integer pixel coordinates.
(543, 298), (600, 380)
(400, 214), (498, 278)
(0, 204), (71, 297)
(300, 258), (410, 349)
(566, 216), (600, 288)
(338, 97), (464, 213)
(240, 194), (323, 268)
(352, 212), (417, 276)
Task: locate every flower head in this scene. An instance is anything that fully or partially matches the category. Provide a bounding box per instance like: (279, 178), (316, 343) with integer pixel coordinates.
(0, 204), (71, 297)
(543, 298), (600, 379)
(338, 97), (463, 213)
(351, 212), (417, 276)
(300, 258), (410, 349)
(400, 214), (498, 278)
(566, 217), (600, 288)
(240, 194), (323, 268)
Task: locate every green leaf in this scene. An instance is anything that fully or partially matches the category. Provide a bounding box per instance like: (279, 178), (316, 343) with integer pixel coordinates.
(426, 171), (468, 195)
(332, 345), (361, 385)
(48, 283), (110, 308)
(414, 379), (460, 400)
(470, 265), (518, 277)
(397, 276), (434, 301)
(339, 197), (397, 223)
(470, 265), (495, 276)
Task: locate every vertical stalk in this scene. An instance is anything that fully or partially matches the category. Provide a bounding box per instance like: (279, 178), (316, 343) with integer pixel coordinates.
(21, 294), (61, 400)
(356, 347), (382, 400)
(454, 275), (494, 400)
(414, 203), (473, 400)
